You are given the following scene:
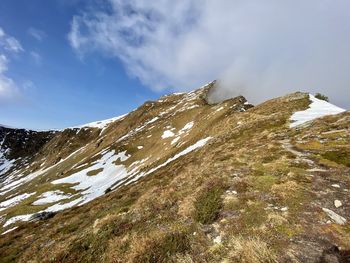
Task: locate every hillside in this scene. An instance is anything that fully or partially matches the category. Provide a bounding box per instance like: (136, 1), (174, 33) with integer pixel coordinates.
(0, 83), (349, 263)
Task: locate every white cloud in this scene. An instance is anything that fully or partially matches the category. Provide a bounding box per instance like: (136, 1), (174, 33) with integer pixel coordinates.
(69, 0), (350, 107)
(28, 27), (46, 41)
(0, 54), (19, 101)
(0, 27), (24, 103)
(30, 51), (42, 65)
(0, 28), (23, 53)
(0, 54), (7, 72)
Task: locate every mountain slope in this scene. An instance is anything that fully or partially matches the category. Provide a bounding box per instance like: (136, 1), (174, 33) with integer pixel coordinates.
(0, 83), (349, 263)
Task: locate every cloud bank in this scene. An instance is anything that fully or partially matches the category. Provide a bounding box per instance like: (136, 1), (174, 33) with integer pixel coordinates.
(0, 27), (24, 103)
(69, 0), (350, 107)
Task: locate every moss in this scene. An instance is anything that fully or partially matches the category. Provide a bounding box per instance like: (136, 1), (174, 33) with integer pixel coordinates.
(322, 150), (350, 167)
(275, 224), (302, 238)
(194, 183), (225, 224)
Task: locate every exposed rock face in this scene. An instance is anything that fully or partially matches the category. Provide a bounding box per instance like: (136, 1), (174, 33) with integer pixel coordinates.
(0, 127), (55, 160)
(0, 84), (349, 263)
(0, 127), (55, 179)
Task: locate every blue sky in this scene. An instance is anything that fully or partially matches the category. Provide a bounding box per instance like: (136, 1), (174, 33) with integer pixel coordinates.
(0, 0), (164, 130)
(1, 1), (349, 130)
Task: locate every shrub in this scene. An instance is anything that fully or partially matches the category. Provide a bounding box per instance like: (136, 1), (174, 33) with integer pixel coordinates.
(322, 151), (350, 167)
(315, 93), (329, 102)
(194, 183), (225, 224)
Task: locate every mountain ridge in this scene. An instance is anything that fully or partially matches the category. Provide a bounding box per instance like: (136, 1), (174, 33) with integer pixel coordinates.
(0, 83), (349, 262)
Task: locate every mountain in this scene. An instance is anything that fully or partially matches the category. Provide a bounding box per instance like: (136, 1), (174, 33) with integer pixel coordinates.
(0, 82), (349, 263)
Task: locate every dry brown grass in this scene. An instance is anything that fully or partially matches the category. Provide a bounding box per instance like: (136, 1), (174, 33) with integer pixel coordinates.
(271, 181), (299, 200)
(226, 236), (278, 263)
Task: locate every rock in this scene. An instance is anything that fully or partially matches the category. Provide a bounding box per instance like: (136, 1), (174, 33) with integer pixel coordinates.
(322, 208), (346, 225)
(213, 235), (222, 244)
(331, 184), (341, 188)
(320, 245), (350, 263)
(30, 211), (56, 221)
(281, 207), (289, 212)
(334, 200), (342, 208)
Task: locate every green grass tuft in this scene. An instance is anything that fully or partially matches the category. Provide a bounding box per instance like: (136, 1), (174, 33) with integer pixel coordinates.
(322, 150), (350, 167)
(194, 183), (225, 224)
(132, 230), (190, 263)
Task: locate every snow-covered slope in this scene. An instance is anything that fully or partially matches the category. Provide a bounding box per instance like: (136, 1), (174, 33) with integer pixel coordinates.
(290, 94), (346, 128)
(69, 114), (127, 130)
(0, 84), (238, 228)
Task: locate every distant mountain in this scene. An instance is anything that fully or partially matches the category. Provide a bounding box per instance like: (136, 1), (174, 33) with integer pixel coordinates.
(0, 82), (349, 262)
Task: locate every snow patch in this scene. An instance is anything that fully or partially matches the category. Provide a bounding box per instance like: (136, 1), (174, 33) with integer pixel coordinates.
(170, 121), (194, 145)
(161, 130), (175, 139)
(180, 122), (194, 132)
(123, 137), (212, 186)
(3, 214), (33, 227)
(0, 156), (15, 176)
(70, 114), (126, 130)
(44, 197), (84, 213)
(0, 146), (85, 195)
(1, 226), (17, 235)
(171, 137), (181, 145)
(32, 190), (71, 206)
(0, 141), (15, 176)
(0, 192), (36, 212)
(52, 150), (130, 205)
(290, 95), (345, 128)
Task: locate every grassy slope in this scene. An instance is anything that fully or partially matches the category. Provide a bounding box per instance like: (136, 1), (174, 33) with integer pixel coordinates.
(0, 90), (349, 262)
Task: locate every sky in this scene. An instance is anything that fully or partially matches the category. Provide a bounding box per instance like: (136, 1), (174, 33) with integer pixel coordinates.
(0, 0), (349, 130)
(0, 0), (163, 130)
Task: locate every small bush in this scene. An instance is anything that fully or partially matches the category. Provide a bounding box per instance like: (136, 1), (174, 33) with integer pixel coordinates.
(322, 151), (350, 167)
(315, 93), (329, 102)
(194, 183), (225, 224)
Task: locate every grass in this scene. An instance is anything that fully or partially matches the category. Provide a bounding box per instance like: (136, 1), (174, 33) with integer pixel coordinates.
(86, 168), (103, 176)
(322, 150), (350, 167)
(1, 92), (349, 262)
(227, 236), (278, 263)
(251, 175), (278, 192)
(193, 182), (225, 224)
(239, 200), (267, 230)
(131, 229), (191, 263)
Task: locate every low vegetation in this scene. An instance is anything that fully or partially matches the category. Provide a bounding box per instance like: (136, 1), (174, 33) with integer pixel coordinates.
(322, 150), (350, 167)
(315, 93), (329, 102)
(0, 90), (349, 262)
(193, 182), (225, 224)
